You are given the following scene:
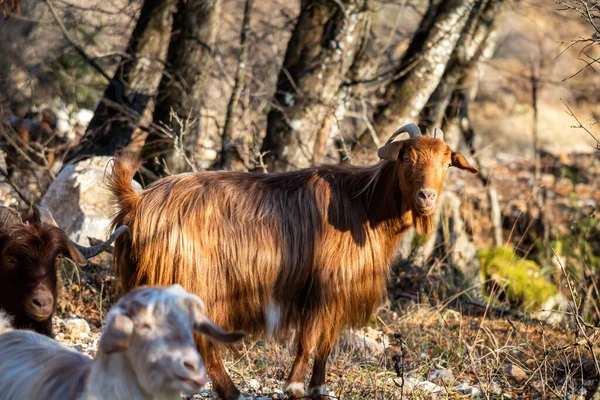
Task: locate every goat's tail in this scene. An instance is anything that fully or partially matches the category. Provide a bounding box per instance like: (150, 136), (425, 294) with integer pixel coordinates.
(0, 311), (13, 334)
(107, 153), (143, 215)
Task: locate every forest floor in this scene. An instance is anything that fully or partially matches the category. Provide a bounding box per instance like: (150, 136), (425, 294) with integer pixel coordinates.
(52, 282), (598, 400)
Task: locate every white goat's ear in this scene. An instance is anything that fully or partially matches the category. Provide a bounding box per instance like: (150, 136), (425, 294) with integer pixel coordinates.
(187, 298), (244, 344)
(377, 141), (404, 161)
(99, 312), (134, 354)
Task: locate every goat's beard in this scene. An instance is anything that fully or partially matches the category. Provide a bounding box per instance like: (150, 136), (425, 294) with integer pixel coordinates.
(414, 212), (435, 236)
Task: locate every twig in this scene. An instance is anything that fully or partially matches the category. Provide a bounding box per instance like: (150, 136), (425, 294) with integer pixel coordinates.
(561, 99), (600, 149)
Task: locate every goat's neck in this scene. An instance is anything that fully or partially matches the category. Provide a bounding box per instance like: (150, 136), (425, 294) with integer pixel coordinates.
(84, 353), (181, 400)
(358, 162), (412, 235)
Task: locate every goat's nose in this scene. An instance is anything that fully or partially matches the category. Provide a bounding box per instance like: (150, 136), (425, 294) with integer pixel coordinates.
(31, 294), (53, 310)
(182, 356), (201, 373)
(417, 189), (437, 204)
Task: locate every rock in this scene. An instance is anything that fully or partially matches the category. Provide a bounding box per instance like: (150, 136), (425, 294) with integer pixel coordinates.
(427, 369), (454, 384)
(64, 318), (90, 339)
(249, 379), (260, 390)
(41, 156), (142, 246)
(75, 109), (94, 127)
(395, 377), (445, 397)
(505, 364), (527, 382)
(454, 382), (482, 396)
(339, 327), (390, 359)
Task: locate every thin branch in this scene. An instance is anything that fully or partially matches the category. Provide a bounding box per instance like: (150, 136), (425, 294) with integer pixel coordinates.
(561, 99), (600, 149)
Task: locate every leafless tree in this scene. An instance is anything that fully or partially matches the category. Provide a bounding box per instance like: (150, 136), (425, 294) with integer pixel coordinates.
(143, 0), (222, 175)
(261, 0), (372, 172)
(65, 0), (178, 162)
(370, 0), (476, 142)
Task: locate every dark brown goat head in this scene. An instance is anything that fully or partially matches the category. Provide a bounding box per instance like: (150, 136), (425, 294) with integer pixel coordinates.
(0, 206), (129, 335)
(378, 124), (478, 234)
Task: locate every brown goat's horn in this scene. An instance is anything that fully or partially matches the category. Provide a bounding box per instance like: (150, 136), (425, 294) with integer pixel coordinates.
(71, 225), (131, 259)
(434, 128), (444, 141)
(384, 123), (422, 145)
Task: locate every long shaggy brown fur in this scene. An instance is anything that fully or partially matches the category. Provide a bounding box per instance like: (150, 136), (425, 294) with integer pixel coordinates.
(108, 138), (475, 398)
(109, 156), (419, 344)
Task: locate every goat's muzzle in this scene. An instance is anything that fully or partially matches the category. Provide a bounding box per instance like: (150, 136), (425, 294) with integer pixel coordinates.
(26, 287), (54, 320)
(175, 350), (211, 390)
(415, 189), (437, 215)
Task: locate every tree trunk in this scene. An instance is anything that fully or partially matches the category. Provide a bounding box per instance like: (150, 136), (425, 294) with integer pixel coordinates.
(218, 0), (253, 170)
(430, 0), (506, 246)
(261, 0), (372, 172)
(420, 0), (504, 144)
(65, 0), (177, 163)
(143, 0), (222, 175)
(370, 0), (476, 142)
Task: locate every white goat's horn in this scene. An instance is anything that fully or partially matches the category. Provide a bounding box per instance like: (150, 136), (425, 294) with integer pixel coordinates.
(434, 128), (444, 141)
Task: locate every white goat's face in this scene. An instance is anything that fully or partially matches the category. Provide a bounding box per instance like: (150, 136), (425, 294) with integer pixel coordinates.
(99, 285), (244, 394)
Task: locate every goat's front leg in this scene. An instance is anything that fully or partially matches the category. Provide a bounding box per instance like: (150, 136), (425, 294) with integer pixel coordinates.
(198, 337), (245, 400)
(285, 332), (312, 398)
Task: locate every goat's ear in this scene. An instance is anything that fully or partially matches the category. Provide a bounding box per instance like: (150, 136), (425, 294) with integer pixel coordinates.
(377, 141), (404, 161)
(34, 206), (58, 226)
(99, 312), (134, 354)
(187, 298), (245, 344)
(451, 152), (478, 173)
(0, 206), (22, 228)
(64, 241), (88, 267)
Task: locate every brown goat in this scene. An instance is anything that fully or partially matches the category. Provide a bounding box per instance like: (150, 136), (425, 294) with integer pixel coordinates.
(108, 124), (477, 400)
(0, 206), (128, 337)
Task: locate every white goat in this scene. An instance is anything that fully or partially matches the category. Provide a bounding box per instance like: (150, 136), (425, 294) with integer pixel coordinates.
(0, 284), (244, 400)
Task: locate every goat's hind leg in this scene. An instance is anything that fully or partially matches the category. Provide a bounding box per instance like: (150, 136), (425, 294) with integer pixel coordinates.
(284, 330), (312, 399)
(307, 333), (335, 399)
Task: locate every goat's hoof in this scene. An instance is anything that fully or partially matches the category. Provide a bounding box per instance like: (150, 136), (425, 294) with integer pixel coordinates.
(284, 382), (306, 398)
(308, 385), (330, 399)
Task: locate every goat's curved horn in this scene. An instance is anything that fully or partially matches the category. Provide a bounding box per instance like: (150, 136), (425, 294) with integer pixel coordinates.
(434, 128), (444, 141)
(384, 123), (422, 145)
(70, 225), (131, 259)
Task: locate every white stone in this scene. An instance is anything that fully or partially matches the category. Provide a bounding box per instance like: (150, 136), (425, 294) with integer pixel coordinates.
(75, 109), (94, 127)
(397, 377), (445, 396)
(249, 379), (260, 390)
(64, 318), (90, 338)
(41, 156), (142, 246)
(454, 382), (482, 396)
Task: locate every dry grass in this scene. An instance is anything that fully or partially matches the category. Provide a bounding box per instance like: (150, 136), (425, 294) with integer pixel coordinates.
(53, 257), (600, 399)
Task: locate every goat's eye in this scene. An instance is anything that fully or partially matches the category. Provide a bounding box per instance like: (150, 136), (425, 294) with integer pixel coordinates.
(4, 257), (16, 267)
(403, 156), (411, 163)
(56, 254), (64, 261)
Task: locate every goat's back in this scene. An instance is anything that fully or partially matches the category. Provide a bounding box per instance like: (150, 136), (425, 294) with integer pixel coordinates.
(0, 330), (91, 400)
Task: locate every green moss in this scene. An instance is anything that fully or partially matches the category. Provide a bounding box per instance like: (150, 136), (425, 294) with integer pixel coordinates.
(478, 246), (558, 311)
